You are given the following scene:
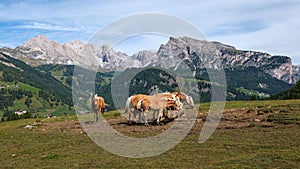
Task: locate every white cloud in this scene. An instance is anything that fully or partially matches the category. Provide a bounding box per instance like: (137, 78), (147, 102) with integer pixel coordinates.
(15, 22), (80, 31)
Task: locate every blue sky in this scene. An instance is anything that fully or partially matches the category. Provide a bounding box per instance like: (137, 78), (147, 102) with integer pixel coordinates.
(0, 0), (300, 64)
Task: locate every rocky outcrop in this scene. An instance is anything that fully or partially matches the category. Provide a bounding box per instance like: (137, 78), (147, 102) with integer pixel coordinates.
(293, 65), (300, 83)
(131, 50), (156, 66)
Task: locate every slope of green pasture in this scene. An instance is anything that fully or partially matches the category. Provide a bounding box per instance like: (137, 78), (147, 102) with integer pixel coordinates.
(18, 82), (40, 93)
(0, 99), (299, 168)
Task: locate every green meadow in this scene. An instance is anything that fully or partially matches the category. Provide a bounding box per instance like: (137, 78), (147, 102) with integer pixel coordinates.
(0, 99), (299, 168)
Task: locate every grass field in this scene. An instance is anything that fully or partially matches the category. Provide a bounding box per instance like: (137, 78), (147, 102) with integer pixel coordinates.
(0, 99), (299, 168)
(18, 82), (40, 94)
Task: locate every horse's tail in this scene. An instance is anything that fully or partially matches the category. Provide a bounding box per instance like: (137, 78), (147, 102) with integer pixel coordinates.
(124, 96), (132, 114)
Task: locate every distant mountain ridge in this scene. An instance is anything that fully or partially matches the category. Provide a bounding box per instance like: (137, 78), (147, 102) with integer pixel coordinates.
(1, 35), (299, 84)
(157, 37), (298, 84)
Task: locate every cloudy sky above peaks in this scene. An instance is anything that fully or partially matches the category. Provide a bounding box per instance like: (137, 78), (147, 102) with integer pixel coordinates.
(0, 0), (300, 64)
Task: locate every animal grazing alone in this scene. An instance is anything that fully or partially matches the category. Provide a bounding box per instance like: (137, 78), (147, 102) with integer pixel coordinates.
(92, 94), (108, 123)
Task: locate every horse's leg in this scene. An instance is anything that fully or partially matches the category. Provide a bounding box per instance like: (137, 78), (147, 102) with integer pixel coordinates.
(97, 109), (99, 123)
(94, 110), (99, 123)
(161, 109), (167, 121)
(133, 108), (137, 119)
(133, 109), (140, 123)
(128, 109), (133, 124)
(143, 109), (149, 126)
(138, 110), (142, 123)
(94, 110), (96, 123)
(101, 108), (105, 115)
(152, 110), (157, 122)
(157, 108), (163, 125)
(141, 110), (145, 124)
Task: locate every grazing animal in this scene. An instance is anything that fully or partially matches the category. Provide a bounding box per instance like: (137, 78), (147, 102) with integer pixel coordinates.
(92, 94), (108, 123)
(171, 92), (194, 108)
(137, 93), (183, 124)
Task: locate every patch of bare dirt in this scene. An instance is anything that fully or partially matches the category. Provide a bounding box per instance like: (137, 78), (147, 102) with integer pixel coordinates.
(108, 117), (174, 133)
(27, 108), (280, 135)
(197, 108), (277, 130)
(27, 120), (84, 134)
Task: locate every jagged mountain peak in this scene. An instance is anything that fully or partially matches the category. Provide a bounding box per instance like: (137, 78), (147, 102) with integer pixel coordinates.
(26, 35), (49, 42)
(0, 36), (299, 83)
(100, 44), (117, 56)
(24, 35), (54, 48)
(68, 39), (85, 45)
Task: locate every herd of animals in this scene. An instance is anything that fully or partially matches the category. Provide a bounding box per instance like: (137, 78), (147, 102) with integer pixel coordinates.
(92, 92), (194, 125)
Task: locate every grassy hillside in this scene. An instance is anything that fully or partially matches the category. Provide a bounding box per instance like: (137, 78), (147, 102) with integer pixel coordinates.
(0, 99), (299, 168)
(226, 67), (293, 97)
(37, 64), (74, 87)
(38, 64), (116, 110)
(0, 52), (72, 105)
(0, 52), (74, 119)
(0, 80), (74, 119)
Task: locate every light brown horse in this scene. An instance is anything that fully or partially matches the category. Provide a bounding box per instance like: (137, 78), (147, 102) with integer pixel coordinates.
(92, 94), (108, 123)
(136, 93), (183, 124)
(124, 93), (182, 125)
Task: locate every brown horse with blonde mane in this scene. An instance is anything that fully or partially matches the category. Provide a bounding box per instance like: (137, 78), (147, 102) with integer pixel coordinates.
(92, 94), (108, 123)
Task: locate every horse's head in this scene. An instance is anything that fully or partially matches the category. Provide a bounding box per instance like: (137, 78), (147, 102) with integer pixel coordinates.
(186, 96), (194, 108)
(174, 92), (194, 109)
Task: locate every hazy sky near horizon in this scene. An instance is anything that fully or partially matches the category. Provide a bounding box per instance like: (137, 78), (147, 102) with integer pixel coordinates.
(0, 0), (300, 64)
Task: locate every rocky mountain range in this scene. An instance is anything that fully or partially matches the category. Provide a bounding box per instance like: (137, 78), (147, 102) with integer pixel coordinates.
(157, 37), (299, 84)
(1, 35), (299, 84)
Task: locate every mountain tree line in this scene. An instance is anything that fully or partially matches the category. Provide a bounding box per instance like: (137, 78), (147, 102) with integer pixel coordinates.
(0, 87), (34, 109)
(0, 53), (73, 106)
(271, 80), (300, 99)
